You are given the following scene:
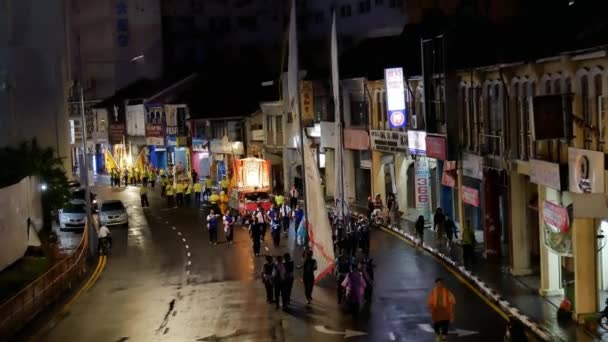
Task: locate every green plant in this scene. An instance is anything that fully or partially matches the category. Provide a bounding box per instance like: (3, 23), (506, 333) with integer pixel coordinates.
(0, 139), (69, 230)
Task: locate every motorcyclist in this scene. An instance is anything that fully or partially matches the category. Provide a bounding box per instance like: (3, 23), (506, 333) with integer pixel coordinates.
(98, 225), (111, 255)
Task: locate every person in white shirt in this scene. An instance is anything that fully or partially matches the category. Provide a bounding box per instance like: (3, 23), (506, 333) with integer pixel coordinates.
(289, 186), (299, 210)
(98, 225), (111, 252)
(255, 207), (267, 240)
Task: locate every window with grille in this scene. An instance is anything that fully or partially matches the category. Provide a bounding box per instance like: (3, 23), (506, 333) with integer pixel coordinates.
(581, 75), (592, 149)
(596, 74), (605, 150)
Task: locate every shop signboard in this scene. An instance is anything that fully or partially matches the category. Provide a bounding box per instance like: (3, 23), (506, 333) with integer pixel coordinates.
(344, 128), (369, 150)
(462, 153), (483, 180)
(414, 157), (431, 220)
(529, 159), (561, 190)
(384, 67), (407, 128)
(210, 137), (245, 155)
(568, 147), (605, 194)
(108, 104), (126, 145)
(407, 130), (427, 156)
(462, 186), (479, 207)
(192, 138), (207, 152)
(145, 124), (164, 146)
(300, 81), (314, 121)
(370, 130), (407, 154)
(251, 129), (265, 142)
(425, 134), (447, 160)
(542, 200), (572, 256)
(320, 121), (336, 149)
(442, 170), (456, 187)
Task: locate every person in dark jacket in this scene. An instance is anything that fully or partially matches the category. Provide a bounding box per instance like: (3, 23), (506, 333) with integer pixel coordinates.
(298, 249), (317, 304)
(250, 217), (262, 256)
(282, 253), (295, 308)
(262, 256), (274, 303)
(272, 255), (285, 309)
(415, 215), (425, 249)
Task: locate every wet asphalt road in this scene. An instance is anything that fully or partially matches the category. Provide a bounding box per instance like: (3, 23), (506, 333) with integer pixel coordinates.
(34, 184), (506, 342)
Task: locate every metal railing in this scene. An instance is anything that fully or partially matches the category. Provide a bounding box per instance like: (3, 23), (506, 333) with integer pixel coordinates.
(0, 223), (90, 337)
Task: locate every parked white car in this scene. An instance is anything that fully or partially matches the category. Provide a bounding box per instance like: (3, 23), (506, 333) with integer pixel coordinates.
(99, 200), (128, 227)
(59, 203), (87, 231)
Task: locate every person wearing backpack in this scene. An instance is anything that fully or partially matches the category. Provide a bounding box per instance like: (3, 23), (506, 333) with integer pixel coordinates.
(261, 256), (275, 303)
(298, 249), (317, 304)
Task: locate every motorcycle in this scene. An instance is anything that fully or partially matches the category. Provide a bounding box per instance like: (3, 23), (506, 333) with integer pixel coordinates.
(370, 208), (385, 226)
(99, 236), (112, 256)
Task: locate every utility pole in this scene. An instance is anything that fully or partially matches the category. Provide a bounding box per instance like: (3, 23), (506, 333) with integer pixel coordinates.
(79, 85), (96, 256)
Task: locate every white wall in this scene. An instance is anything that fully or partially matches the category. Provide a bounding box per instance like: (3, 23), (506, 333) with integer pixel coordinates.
(0, 177), (42, 271)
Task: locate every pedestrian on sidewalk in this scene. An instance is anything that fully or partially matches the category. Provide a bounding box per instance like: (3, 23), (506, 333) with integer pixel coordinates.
(140, 184), (149, 207)
(262, 256), (275, 303)
(249, 216), (262, 256)
(282, 253), (294, 308)
(298, 249), (317, 304)
(207, 209), (218, 245)
(415, 215), (425, 249)
(434, 208), (446, 244)
(445, 216), (455, 250)
(272, 255), (285, 310)
(461, 220), (476, 269)
(223, 210), (234, 244)
(427, 278), (456, 342)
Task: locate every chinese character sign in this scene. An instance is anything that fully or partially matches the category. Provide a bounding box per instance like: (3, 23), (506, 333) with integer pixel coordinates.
(115, 0), (129, 47)
(384, 67), (407, 128)
(300, 81), (314, 121)
(415, 158), (431, 220)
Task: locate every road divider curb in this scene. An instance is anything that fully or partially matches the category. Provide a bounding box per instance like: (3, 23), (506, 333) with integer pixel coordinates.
(341, 208), (554, 342)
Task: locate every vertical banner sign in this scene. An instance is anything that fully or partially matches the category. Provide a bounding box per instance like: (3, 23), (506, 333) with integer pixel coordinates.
(415, 157), (431, 220)
(115, 0), (129, 47)
(384, 67), (407, 128)
(300, 81), (314, 121)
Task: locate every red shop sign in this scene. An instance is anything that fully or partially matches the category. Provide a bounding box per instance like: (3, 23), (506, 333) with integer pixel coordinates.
(425, 135), (447, 160)
(462, 186), (479, 207)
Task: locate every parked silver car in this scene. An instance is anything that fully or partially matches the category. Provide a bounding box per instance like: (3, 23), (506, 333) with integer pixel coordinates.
(99, 200), (128, 227)
(69, 188), (98, 212)
(59, 203), (87, 231)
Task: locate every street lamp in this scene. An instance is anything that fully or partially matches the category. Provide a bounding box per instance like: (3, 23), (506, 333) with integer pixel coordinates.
(77, 55), (144, 256)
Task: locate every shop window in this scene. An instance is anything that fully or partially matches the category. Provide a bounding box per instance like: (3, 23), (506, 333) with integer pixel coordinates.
(350, 93), (368, 127)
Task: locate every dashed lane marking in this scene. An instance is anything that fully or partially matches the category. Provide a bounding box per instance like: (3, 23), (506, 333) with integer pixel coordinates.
(185, 245), (189, 249)
(177, 232), (182, 235)
(188, 261), (191, 265)
(264, 246), (269, 251)
(187, 252), (191, 257)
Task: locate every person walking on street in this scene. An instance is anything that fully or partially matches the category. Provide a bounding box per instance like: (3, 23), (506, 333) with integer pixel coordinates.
(193, 181), (202, 204)
(444, 216), (455, 250)
(262, 256), (275, 303)
(166, 181), (175, 207)
(207, 209), (219, 245)
(298, 249), (317, 304)
(280, 202), (291, 235)
(140, 184), (149, 207)
(427, 278), (456, 342)
(282, 253), (294, 308)
(415, 215), (425, 249)
(270, 206), (281, 247)
(176, 181), (185, 206)
(220, 176), (229, 194)
(289, 185), (299, 210)
(272, 255), (285, 310)
(296, 215), (308, 247)
(150, 169), (156, 189)
(203, 176), (213, 203)
(341, 264), (366, 315)
(461, 220), (476, 269)
(209, 191), (220, 214)
(256, 206), (267, 241)
(160, 176), (167, 197)
(185, 181), (192, 206)
(293, 204), (304, 233)
(335, 250), (352, 304)
(250, 216), (262, 256)
(223, 210), (234, 245)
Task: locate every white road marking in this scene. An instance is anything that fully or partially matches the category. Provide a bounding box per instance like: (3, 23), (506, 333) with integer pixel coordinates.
(185, 245), (189, 249)
(186, 270), (190, 275)
(264, 246), (269, 251)
(388, 332), (396, 341)
(166, 221), (169, 224)
(172, 227), (176, 230)
(187, 252), (191, 257)
(177, 232), (182, 235)
(188, 261), (192, 265)
(182, 238), (186, 242)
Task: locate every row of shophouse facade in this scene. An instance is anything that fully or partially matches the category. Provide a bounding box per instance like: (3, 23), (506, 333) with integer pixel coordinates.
(68, 43), (608, 320)
(253, 46), (608, 321)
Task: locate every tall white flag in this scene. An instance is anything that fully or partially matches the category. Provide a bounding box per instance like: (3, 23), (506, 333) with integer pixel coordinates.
(331, 12), (347, 219)
(288, 0), (335, 281)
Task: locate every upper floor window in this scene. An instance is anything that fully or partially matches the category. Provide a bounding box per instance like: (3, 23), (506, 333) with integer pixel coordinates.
(359, 0), (371, 14)
(350, 93), (368, 126)
(340, 5), (352, 17)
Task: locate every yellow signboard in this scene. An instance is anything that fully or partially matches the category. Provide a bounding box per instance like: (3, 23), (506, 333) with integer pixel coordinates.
(300, 80), (314, 121)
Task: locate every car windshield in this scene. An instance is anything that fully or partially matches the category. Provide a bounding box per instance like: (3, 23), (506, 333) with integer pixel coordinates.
(101, 202), (124, 211)
(243, 192), (269, 202)
(63, 203), (86, 214)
